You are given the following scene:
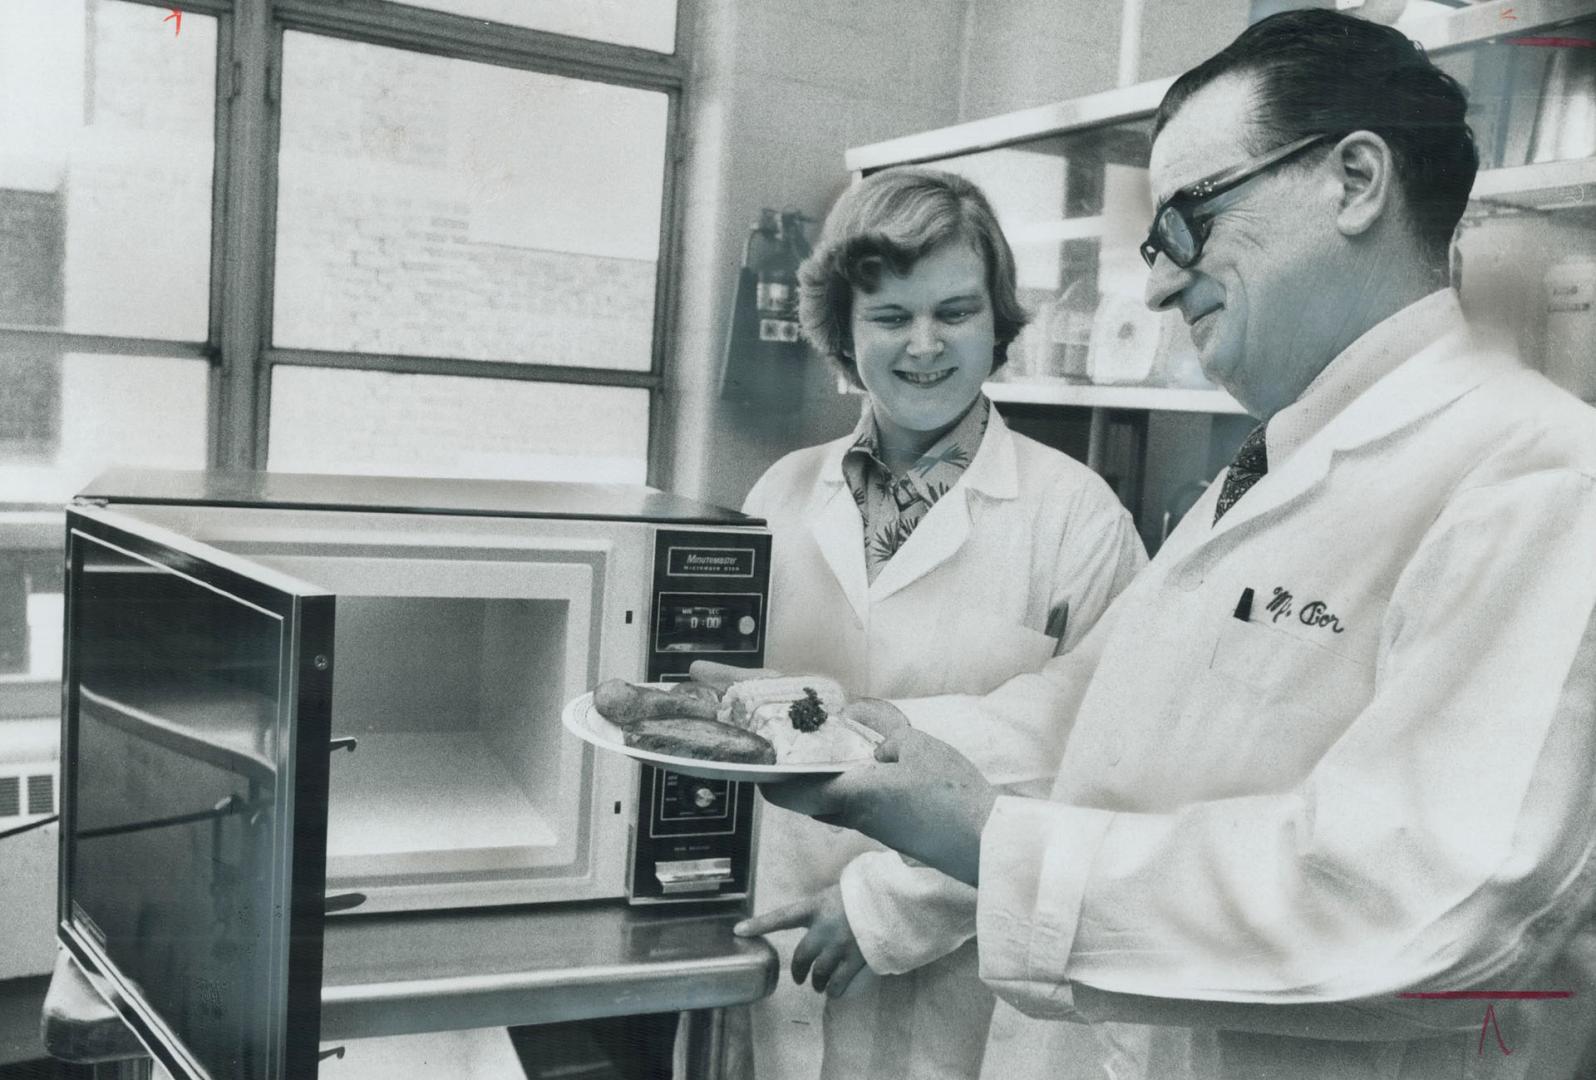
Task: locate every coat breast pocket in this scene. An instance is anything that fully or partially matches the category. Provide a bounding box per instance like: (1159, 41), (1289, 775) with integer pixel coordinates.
(929, 613), (1059, 697)
(1184, 616), (1376, 792)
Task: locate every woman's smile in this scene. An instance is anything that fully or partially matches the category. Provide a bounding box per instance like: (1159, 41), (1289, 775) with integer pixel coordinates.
(895, 368), (956, 387)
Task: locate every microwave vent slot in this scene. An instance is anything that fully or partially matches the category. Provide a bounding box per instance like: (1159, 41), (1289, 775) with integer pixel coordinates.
(0, 776), (17, 817)
(28, 774), (54, 816)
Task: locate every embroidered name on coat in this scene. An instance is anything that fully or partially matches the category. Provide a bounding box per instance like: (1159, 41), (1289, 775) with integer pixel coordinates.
(1266, 586), (1347, 634)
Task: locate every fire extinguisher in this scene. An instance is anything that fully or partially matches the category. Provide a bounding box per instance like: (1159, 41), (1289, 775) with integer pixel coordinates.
(721, 208), (812, 403)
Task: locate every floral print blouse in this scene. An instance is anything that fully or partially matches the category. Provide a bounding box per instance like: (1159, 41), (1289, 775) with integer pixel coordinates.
(841, 396), (990, 583)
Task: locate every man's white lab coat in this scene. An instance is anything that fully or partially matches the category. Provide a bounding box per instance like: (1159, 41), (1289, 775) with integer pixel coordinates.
(741, 404), (1146, 1080)
(894, 293), (1596, 1080)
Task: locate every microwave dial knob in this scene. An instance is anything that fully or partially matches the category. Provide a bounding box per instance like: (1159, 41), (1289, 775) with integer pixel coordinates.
(692, 785), (717, 810)
(738, 616), (757, 636)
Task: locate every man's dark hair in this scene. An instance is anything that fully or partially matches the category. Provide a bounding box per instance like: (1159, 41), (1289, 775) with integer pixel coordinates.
(1153, 9), (1478, 269)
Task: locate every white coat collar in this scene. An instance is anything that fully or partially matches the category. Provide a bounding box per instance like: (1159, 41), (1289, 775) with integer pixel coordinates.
(1267, 288), (1462, 464)
(1167, 300), (1521, 560)
(809, 398), (1020, 615)
(817, 396), (1019, 498)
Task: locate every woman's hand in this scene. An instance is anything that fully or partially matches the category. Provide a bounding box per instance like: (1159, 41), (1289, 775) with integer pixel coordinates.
(733, 885), (869, 998)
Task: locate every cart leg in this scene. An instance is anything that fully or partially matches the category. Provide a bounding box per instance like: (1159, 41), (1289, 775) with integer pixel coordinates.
(676, 1008), (727, 1080)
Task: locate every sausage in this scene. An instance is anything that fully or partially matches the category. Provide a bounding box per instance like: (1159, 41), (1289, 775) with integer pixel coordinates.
(622, 717), (777, 764)
(593, 679), (718, 723)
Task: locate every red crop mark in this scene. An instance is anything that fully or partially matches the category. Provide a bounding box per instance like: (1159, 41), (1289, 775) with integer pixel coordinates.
(164, 7), (181, 35)
(1398, 991), (1571, 1057)
(1479, 1003), (1512, 1056)
(1500, 6), (1518, 19)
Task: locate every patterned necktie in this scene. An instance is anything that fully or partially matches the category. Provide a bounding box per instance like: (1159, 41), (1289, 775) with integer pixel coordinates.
(1213, 423), (1268, 524)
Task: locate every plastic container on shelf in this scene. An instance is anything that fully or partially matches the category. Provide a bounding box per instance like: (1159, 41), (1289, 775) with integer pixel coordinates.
(1007, 291), (1054, 381)
(1048, 278), (1097, 382)
(1544, 255), (1596, 402)
(1087, 290), (1164, 386)
(1456, 213), (1569, 358)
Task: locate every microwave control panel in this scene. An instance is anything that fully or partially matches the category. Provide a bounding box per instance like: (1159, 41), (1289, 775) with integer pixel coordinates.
(629, 527), (770, 904)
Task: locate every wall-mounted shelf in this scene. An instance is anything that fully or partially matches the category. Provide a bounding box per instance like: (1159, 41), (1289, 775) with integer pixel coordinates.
(986, 380), (1248, 415)
(845, 79), (1172, 173)
(1404, 0), (1596, 51)
(1469, 156), (1596, 215)
(1004, 217), (1107, 245)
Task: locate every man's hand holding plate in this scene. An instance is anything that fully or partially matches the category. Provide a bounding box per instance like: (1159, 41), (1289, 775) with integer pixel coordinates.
(759, 700), (998, 887)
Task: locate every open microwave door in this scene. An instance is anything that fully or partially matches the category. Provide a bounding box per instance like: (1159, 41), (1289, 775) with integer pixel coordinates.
(59, 505), (335, 1080)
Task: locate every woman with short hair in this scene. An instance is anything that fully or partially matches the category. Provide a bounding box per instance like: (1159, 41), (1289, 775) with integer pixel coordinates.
(733, 166), (1147, 1080)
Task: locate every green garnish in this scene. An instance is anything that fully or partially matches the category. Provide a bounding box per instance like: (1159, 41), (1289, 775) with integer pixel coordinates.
(788, 687), (827, 732)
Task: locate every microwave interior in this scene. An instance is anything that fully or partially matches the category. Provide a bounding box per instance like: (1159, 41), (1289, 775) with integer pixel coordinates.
(96, 503), (635, 909)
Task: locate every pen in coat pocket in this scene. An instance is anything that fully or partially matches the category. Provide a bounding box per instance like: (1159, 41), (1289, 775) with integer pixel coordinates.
(1233, 587), (1254, 622)
(1046, 600), (1070, 655)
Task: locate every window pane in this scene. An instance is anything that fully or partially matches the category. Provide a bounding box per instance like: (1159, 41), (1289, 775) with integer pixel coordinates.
(0, 535), (63, 682)
(1, 352), (209, 686)
(3, 353), (210, 504)
(0, 0), (215, 341)
(397, 0), (676, 53)
(267, 367), (649, 484)
(273, 33), (669, 371)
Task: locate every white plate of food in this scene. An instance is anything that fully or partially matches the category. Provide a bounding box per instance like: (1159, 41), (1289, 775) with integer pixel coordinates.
(561, 676), (883, 783)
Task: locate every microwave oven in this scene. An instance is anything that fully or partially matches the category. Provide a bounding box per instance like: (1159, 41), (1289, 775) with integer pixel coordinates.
(56, 468), (773, 1080)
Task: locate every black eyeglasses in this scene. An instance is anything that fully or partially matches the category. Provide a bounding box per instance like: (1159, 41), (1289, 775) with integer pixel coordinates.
(1140, 132), (1338, 269)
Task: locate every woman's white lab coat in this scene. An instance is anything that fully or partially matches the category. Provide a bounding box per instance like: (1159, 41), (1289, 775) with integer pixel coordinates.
(740, 404), (1146, 1080)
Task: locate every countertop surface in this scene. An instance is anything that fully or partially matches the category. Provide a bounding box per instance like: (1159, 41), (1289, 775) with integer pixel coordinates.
(42, 900), (777, 1061)
(320, 900), (777, 1040)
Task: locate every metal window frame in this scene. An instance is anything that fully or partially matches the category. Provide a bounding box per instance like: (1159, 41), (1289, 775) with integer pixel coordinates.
(0, 0), (229, 459)
(253, 0), (689, 478)
(0, 0), (693, 718)
(0, 0), (689, 478)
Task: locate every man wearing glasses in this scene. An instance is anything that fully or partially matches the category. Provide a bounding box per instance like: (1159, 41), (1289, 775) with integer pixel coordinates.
(743, 9), (1596, 1079)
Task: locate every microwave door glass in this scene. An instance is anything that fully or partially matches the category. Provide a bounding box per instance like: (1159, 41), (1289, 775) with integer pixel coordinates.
(61, 509), (334, 1080)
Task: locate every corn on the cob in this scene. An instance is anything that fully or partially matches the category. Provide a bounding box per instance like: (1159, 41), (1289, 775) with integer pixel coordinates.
(717, 675), (847, 730)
